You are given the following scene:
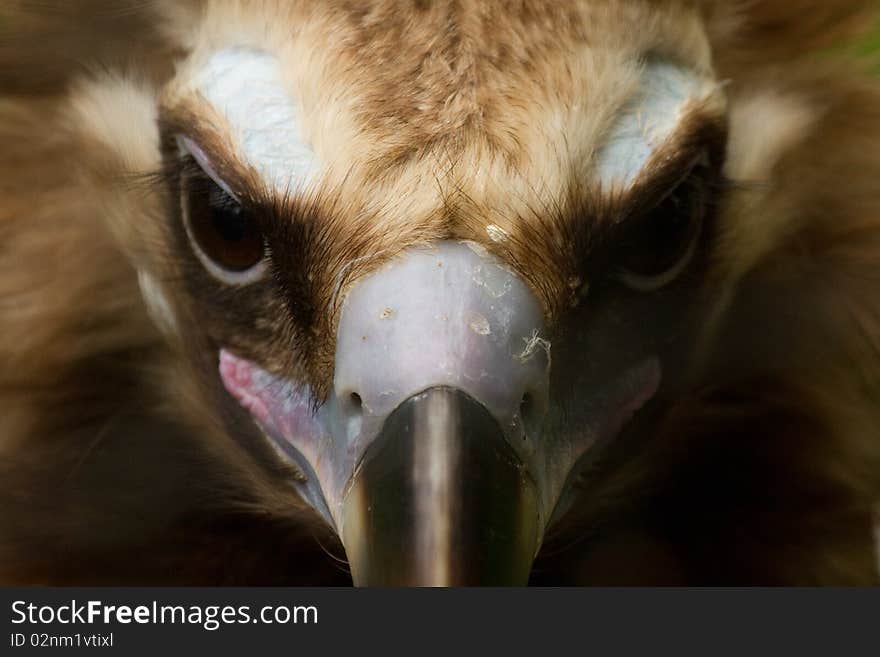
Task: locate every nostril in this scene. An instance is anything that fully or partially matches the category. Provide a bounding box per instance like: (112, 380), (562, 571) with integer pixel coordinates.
(341, 391), (364, 440)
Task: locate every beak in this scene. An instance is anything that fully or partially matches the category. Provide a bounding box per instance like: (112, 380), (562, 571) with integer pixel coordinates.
(342, 386), (540, 586)
(323, 240), (549, 585)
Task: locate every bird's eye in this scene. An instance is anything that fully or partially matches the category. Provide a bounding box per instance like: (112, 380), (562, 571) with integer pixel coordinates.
(180, 156), (267, 285)
(614, 163), (707, 292)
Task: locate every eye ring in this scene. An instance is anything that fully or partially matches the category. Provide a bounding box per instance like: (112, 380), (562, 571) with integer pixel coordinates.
(177, 137), (268, 285)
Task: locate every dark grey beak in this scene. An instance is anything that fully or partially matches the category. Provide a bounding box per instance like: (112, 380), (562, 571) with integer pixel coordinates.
(341, 387), (540, 586)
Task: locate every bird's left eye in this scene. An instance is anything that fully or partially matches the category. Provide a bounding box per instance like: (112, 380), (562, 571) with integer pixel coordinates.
(614, 163), (707, 292)
(180, 150), (267, 285)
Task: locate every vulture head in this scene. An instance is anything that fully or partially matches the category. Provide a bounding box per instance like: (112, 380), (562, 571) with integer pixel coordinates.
(126, 1), (726, 585)
(7, 0), (878, 585)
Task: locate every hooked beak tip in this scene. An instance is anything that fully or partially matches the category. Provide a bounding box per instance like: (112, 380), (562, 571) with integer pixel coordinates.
(341, 386), (541, 586)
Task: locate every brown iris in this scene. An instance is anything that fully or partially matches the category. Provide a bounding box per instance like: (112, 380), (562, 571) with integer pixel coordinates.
(615, 164), (707, 290)
(184, 172), (265, 273)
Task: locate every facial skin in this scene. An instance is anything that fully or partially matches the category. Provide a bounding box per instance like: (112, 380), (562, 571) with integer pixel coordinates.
(144, 0), (727, 585)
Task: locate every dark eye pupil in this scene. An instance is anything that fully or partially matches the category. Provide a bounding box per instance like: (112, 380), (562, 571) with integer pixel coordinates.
(620, 204), (692, 276)
(185, 175), (266, 273)
(209, 187), (248, 242)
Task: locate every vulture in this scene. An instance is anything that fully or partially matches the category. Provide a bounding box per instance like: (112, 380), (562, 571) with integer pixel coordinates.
(1, 0), (879, 586)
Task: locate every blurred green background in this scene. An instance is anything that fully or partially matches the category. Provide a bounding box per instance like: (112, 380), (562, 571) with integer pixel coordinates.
(854, 16), (880, 66)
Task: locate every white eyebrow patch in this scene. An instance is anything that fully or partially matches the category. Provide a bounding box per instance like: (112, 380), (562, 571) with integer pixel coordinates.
(193, 47), (318, 194)
(597, 60), (704, 190)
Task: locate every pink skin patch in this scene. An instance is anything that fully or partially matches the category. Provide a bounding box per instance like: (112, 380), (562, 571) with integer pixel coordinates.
(218, 349), (324, 465)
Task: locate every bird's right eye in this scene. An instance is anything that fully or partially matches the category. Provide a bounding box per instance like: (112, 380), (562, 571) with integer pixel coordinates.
(178, 140), (268, 285)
